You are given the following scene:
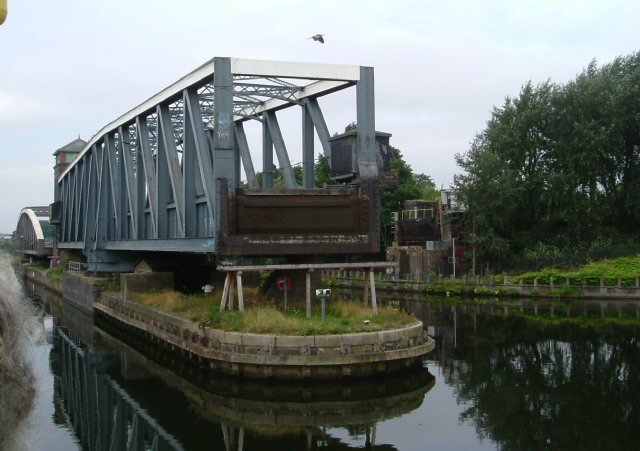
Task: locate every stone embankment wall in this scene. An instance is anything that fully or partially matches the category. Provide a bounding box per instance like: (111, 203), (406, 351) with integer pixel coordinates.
(20, 265), (62, 295)
(18, 267), (435, 380)
(324, 270), (640, 300)
(95, 294), (434, 380)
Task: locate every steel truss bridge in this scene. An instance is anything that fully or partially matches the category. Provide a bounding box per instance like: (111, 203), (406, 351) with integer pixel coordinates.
(15, 206), (53, 258)
(53, 57), (381, 271)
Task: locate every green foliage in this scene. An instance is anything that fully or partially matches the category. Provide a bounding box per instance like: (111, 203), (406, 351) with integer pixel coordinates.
(0, 240), (15, 254)
(514, 253), (640, 286)
(255, 165), (304, 188)
(455, 51), (640, 267)
(48, 255), (70, 281)
(550, 287), (581, 299)
(380, 146), (438, 243)
(314, 154), (332, 187)
(344, 121), (357, 132)
(207, 303), (415, 335)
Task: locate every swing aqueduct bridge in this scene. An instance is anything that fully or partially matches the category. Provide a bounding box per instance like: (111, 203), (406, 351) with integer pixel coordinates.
(19, 57), (435, 380)
(52, 57), (384, 273)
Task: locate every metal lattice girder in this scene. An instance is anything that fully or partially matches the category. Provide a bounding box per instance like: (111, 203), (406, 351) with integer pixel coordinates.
(56, 57), (376, 259)
(265, 111), (297, 188)
(234, 122), (257, 188)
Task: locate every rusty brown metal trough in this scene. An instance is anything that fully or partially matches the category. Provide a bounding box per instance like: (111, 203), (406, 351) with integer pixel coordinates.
(218, 181), (380, 256)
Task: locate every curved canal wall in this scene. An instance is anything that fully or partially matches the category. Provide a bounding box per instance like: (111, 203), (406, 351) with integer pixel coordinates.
(95, 294), (434, 380)
(18, 265), (435, 380)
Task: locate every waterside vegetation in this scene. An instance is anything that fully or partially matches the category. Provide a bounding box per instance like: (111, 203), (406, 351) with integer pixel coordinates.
(455, 51), (640, 272)
(130, 290), (417, 335)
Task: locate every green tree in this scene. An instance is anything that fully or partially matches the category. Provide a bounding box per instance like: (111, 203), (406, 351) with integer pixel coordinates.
(455, 51), (640, 268)
(314, 154), (332, 187)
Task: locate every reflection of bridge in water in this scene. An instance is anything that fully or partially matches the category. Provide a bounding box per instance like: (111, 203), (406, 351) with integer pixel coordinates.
(54, 329), (184, 450)
(53, 311), (434, 450)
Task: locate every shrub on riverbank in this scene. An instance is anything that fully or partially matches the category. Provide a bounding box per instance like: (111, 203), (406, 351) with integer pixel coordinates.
(507, 253), (640, 286)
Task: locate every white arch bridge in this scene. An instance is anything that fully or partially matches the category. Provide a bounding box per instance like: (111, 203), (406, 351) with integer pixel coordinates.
(15, 206), (54, 258)
(52, 57), (386, 271)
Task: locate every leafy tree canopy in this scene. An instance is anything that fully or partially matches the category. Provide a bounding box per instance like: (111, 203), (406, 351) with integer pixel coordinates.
(455, 51), (640, 267)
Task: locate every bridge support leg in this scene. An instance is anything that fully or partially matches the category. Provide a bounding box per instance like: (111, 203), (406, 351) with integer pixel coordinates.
(220, 272), (244, 312)
(363, 269), (378, 316)
(228, 274), (236, 310)
(236, 271), (244, 312)
(220, 273), (231, 311)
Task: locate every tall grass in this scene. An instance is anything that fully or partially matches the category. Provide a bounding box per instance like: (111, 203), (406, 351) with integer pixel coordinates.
(131, 291), (417, 335)
(133, 291), (214, 322)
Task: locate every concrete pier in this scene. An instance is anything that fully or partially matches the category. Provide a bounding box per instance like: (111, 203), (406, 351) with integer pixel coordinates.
(95, 293), (434, 380)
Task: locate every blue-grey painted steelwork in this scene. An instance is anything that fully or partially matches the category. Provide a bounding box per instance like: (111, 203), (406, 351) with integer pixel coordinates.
(52, 57), (378, 270)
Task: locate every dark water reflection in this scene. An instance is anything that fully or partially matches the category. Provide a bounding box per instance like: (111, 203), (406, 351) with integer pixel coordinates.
(25, 282), (640, 450)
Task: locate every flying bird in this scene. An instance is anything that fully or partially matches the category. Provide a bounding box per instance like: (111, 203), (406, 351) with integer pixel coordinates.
(308, 34), (325, 44)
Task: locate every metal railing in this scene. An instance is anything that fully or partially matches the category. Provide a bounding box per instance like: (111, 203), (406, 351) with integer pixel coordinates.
(67, 261), (82, 272)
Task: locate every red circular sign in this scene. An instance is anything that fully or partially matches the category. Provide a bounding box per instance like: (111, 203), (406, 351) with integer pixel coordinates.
(277, 276), (292, 291)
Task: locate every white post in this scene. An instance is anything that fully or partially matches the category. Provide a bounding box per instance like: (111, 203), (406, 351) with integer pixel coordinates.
(236, 271), (244, 312)
(452, 237), (456, 279)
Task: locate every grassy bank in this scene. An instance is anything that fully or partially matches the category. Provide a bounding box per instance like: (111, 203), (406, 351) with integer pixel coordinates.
(131, 290), (417, 335)
(504, 253), (640, 286)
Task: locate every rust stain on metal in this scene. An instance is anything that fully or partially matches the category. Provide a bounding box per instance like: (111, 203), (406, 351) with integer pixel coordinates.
(219, 181), (380, 256)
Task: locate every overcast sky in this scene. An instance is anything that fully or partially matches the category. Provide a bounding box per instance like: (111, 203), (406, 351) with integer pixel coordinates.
(1, 0), (639, 233)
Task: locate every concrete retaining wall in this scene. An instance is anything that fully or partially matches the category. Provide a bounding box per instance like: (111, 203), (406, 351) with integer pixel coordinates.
(95, 294), (434, 380)
(63, 272), (106, 314)
(325, 270), (640, 300)
(21, 265), (63, 294)
(121, 272), (174, 301)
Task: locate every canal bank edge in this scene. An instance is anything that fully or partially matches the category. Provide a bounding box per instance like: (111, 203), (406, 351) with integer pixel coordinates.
(95, 294), (434, 379)
(21, 266), (435, 380)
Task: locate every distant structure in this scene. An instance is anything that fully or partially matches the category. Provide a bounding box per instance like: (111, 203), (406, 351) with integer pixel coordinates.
(329, 130), (392, 182)
(11, 138), (84, 263)
(53, 138), (85, 199)
(14, 206), (53, 260)
(388, 189), (467, 280)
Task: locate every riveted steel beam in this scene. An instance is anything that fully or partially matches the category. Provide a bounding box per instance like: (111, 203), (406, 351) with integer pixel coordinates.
(234, 123), (257, 188)
(265, 111), (297, 188)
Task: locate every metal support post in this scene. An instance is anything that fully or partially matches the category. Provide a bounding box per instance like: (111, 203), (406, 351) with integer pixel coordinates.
(213, 57), (236, 238)
(302, 102), (315, 188)
(356, 66), (377, 179)
(262, 113), (273, 188)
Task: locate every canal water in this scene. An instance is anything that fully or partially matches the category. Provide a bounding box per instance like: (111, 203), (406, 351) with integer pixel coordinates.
(15, 281), (640, 450)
